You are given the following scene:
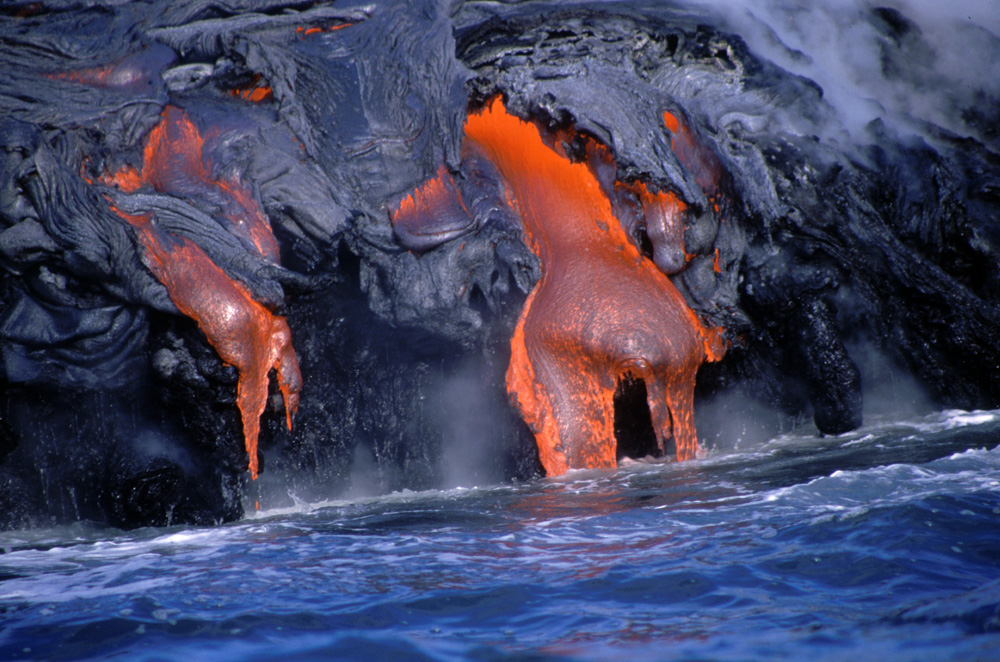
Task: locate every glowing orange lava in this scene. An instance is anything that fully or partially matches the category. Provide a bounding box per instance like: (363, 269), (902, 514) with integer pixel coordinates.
(662, 110), (681, 134)
(103, 106), (280, 262)
(103, 108), (301, 479)
(229, 74), (273, 103)
(296, 23), (352, 38)
(464, 99), (724, 475)
(391, 164), (472, 250)
(107, 205), (300, 479)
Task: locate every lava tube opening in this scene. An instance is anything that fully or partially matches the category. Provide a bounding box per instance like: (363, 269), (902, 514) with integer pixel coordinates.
(613, 375), (663, 461)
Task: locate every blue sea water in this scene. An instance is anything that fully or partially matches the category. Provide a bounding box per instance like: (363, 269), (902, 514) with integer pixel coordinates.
(1, 409), (999, 661)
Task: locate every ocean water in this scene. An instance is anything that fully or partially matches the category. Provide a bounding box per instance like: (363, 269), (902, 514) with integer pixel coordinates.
(1, 409), (999, 661)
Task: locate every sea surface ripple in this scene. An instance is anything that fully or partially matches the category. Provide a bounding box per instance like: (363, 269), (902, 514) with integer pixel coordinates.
(2, 409), (999, 661)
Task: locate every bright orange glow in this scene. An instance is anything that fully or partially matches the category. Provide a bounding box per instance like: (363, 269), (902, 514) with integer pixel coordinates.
(662, 110), (680, 134)
(104, 164), (143, 191)
(108, 205), (300, 479)
(229, 74), (273, 103)
(103, 106), (300, 479)
(102, 106), (280, 262)
(297, 23), (352, 38)
(390, 164), (472, 249)
(464, 99), (724, 475)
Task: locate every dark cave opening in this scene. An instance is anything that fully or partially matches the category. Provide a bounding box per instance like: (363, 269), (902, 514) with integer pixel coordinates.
(614, 375), (665, 461)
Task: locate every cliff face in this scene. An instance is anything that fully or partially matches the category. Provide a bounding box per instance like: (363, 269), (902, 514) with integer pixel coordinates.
(1, 0), (997, 529)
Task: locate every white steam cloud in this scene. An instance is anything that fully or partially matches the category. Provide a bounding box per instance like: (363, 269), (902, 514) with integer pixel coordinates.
(689, 0), (1000, 147)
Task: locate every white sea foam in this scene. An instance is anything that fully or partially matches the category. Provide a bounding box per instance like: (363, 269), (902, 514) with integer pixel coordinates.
(756, 444), (1000, 519)
(244, 484), (493, 521)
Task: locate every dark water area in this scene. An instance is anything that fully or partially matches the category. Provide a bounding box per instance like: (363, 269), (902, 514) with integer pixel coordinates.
(2, 409), (999, 661)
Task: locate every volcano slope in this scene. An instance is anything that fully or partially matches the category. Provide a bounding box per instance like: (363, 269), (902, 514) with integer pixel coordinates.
(1, 0), (997, 528)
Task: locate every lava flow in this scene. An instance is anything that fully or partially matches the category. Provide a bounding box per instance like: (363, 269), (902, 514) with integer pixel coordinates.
(296, 23), (353, 38)
(463, 98), (724, 475)
(103, 109), (301, 479)
(103, 105), (280, 262)
(45, 44), (176, 93)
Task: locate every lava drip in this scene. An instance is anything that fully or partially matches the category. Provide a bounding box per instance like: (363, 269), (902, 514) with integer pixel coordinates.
(617, 182), (692, 276)
(463, 98), (724, 475)
(102, 108), (301, 479)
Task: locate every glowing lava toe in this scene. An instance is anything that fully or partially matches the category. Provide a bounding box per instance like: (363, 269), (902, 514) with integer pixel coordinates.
(465, 99), (723, 475)
(102, 106), (300, 479)
(109, 208), (300, 479)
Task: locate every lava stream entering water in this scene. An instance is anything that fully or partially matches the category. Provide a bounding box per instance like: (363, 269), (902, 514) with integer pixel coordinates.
(464, 98), (724, 475)
(102, 108), (300, 479)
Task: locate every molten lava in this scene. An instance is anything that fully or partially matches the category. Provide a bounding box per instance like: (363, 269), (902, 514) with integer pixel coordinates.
(296, 23), (352, 38)
(391, 164), (473, 251)
(103, 106), (280, 262)
(102, 109), (301, 479)
(463, 99), (724, 475)
(229, 74), (273, 103)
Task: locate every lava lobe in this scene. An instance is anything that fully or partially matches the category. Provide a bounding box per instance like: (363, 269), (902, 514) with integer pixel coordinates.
(463, 99), (724, 475)
(103, 107), (300, 479)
